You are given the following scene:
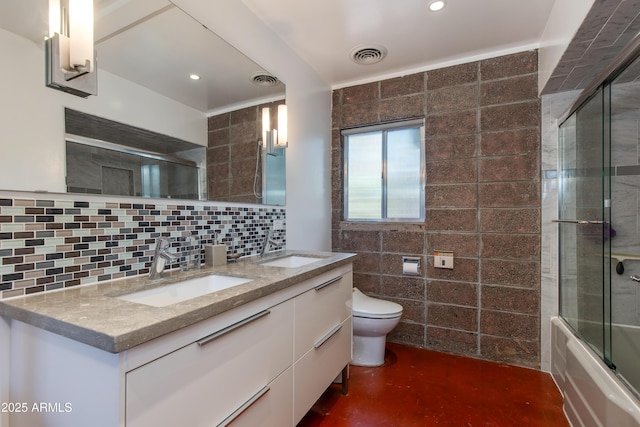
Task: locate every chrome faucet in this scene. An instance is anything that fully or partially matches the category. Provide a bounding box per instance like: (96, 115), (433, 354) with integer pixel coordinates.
(149, 237), (179, 279)
(260, 228), (281, 257)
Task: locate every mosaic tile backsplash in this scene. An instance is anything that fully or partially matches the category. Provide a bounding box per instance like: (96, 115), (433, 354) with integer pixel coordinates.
(0, 196), (285, 299)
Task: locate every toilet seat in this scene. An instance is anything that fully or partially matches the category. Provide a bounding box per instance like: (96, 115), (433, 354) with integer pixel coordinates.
(352, 288), (403, 319)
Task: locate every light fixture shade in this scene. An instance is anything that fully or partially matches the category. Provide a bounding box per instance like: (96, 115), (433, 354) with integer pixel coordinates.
(68, 0), (94, 72)
(48, 0), (61, 37)
(46, 0), (97, 97)
(277, 104), (288, 147)
(262, 107), (271, 147)
(261, 105), (287, 152)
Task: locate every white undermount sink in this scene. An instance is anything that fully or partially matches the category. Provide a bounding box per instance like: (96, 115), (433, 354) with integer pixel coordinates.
(259, 255), (324, 268)
(116, 275), (252, 307)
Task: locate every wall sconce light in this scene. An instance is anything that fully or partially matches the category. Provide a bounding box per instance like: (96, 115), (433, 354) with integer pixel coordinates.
(45, 0), (97, 98)
(261, 105), (288, 154)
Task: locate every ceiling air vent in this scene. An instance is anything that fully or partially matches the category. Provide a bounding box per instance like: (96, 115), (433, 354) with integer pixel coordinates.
(251, 72), (279, 87)
(349, 45), (388, 65)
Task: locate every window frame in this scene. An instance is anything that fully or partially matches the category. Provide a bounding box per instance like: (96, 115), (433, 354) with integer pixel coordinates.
(342, 118), (425, 223)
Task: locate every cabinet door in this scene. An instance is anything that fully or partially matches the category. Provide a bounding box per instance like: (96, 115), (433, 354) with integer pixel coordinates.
(294, 271), (352, 360)
(293, 316), (352, 425)
(125, 299), (293, 427)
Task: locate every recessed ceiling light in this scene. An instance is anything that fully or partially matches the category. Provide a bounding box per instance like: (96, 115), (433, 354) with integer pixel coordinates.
(189, 74), (201, 80)
(428, 0), (446, 12)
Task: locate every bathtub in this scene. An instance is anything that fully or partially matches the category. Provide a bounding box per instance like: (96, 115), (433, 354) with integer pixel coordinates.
(551, 317), (640, 426)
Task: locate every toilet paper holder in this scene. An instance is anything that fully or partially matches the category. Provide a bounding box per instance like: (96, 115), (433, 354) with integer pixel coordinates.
(402, 256), (421, 276)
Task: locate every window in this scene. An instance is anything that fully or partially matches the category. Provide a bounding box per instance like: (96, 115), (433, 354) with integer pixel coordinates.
(342, 119), (425, 221)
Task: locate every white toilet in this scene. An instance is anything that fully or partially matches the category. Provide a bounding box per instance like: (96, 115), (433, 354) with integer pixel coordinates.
(351, 288), (403, 367)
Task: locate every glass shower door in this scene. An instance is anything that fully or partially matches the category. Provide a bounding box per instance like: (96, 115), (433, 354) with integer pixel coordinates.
(557, 34), (640, 399)
(608, 53), (640, 394)
(558, 86), (612, 364)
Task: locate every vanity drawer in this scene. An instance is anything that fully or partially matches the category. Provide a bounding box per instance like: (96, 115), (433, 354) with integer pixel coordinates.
(219, 366), (293, 427)
(293, 316), (352, 425)
(125, 299), (293, 427)
(294, 271), (352, 360)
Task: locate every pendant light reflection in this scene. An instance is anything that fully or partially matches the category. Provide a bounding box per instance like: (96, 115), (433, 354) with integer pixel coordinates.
(261, 105), (288, 154)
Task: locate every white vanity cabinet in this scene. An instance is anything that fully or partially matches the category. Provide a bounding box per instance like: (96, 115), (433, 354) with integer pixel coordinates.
(6, 262), (353, 427)
(125, 299), (294, 427)
(293, 272), (353, 424)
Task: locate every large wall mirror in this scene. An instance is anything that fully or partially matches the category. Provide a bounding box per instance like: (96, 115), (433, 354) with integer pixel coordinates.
(0, 0), (286, 205)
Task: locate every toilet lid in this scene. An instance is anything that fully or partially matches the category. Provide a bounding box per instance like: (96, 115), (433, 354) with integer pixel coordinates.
(352, 288), (403, 319)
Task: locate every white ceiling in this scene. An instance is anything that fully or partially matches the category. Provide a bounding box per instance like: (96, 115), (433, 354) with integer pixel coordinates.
(0, 0), (558, 113)
(242, 0), (557, 88)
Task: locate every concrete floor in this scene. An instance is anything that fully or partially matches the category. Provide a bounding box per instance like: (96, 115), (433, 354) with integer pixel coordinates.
(298, 342), (569, 426)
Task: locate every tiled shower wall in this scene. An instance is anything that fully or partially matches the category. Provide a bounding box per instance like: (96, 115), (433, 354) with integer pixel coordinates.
(0, 193), (285, 299)
(331, 50), (541, 368)
(540, 89), (579, 372)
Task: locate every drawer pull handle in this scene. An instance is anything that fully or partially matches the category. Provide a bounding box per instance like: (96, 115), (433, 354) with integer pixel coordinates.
(314, 323), (342, 349)
(314, 276), (342, 291)
(217, 385), (271, 427)
(197, 310), (271, 347)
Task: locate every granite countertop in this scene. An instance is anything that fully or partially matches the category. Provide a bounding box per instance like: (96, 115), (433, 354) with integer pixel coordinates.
(0, 250), (356, 353)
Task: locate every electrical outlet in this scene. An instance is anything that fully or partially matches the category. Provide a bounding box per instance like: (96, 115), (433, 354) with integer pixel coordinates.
(272, 219), (284, 230)
(434, 250), (454, 269)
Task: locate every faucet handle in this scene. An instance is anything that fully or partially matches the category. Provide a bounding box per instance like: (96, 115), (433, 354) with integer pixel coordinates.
(157, 236), (171, 248)
(181, 234), (201, 271)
